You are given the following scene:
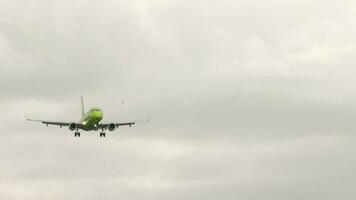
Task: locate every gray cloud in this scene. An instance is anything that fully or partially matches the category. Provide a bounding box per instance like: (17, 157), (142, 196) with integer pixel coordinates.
(1, 0), (356, 199)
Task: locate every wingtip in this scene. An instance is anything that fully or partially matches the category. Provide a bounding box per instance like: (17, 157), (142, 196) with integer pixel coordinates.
(27, 118), (39, 122)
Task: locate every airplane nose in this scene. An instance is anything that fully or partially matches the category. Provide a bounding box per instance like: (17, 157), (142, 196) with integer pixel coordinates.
(92, 111), (103, 119)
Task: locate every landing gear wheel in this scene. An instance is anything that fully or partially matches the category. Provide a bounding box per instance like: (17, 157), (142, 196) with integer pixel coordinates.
(74, 132), (80, 137)
(100, 132), (106, 137)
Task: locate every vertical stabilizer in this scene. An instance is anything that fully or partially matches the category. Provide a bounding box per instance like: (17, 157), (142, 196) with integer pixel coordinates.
(81, 96), (85, 116)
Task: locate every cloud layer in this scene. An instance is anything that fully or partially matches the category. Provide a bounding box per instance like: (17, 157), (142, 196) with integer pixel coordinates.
(1, 0), (356, 199)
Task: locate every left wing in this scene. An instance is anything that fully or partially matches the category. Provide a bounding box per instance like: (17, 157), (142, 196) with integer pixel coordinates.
(98, 122), (135, 129)
(98, 117), (150, 130)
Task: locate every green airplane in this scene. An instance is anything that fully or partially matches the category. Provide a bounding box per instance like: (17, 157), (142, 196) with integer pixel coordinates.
(28, 97), (135, 137)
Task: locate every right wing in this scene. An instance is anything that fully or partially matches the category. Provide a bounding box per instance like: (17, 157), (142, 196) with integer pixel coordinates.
(27, 119), (75, 128)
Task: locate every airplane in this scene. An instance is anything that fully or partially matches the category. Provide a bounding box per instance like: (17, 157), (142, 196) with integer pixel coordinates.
(27, 97), (136, 137)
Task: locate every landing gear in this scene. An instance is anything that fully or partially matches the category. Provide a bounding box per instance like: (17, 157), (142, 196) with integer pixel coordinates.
(99, 127), (106, 138)
(74, 127), (80, 137)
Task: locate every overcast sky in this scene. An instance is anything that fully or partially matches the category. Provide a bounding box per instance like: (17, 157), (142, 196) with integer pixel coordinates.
(1, 0), (356, 199)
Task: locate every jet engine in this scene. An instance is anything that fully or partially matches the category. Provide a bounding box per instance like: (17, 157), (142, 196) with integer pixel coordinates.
(108, 123), (116, 131)
(69, 123), (77, 131)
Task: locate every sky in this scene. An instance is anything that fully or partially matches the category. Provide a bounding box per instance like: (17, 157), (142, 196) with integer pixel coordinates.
(1, 0), (356, 199)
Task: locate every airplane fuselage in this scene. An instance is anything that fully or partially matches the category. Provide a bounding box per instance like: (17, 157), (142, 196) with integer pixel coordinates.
(79, 107), (103, 131)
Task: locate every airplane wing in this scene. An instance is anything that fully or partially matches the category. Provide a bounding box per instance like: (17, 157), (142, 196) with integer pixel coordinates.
(98, 122), (135, 129)
(27, 119), (74, 127)
(98, 117), (150, 130)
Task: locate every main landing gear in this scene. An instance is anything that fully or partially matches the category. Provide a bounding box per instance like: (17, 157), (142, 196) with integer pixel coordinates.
(74, 127), (80, 137)
(100, 128), (106, 137)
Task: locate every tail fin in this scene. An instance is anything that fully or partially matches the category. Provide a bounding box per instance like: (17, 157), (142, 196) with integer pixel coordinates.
(81, 96), (85, 117)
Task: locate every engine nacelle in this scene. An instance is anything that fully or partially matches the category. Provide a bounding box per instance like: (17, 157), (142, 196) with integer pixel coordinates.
(69, 123), (77, 131)
(108, 123), (116, 131)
